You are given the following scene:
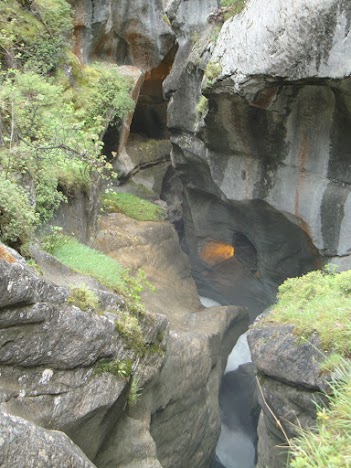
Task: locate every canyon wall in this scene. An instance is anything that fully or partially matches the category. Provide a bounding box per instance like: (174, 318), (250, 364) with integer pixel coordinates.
(163, 0), (351, 465)
(166, 0), (351, 316)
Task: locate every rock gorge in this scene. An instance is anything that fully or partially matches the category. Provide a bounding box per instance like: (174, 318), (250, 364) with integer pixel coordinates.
(1, 0), (351, 467)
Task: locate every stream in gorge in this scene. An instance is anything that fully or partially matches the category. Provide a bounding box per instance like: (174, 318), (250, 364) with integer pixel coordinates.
(200, 297), (259, 468)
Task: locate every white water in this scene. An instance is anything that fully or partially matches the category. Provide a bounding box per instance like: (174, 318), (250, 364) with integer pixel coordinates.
(200, 297), (255, 468)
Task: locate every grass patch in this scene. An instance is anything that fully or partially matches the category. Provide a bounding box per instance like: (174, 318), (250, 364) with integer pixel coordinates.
(101, 191), (165, 222)
(42, 233), (155, 317)
(260, 268), (351, 365)
(45, 235), (126, 292)
(289, 362), (351, 467)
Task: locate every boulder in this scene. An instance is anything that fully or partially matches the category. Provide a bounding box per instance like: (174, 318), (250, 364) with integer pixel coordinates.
(0, 408), (95, 468)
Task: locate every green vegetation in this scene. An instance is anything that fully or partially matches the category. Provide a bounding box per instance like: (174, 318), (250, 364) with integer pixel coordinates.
(262, 268), (351, 466)
(101, 191), (165, 222)
(115, 313), (145, 353)
(220, 0), (246, 20)
(261, 268), (351, 362)
(94, 358), (133, 379)
(128, 376), (142, 407)
(196, 96), (209, 121)
(204, 62), (222, 87)
(0, 175), (38, 244)
(0, 0), (134, 247)
(42, 234), (155, 311)
(43, 235), (126, 291)
(289, 362), (351, 467)
(68, 285), (100, 312)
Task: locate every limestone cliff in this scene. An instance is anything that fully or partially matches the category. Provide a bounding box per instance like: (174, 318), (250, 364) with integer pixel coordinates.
(162, 0), (351, 466)
(166, 0), (351, 316)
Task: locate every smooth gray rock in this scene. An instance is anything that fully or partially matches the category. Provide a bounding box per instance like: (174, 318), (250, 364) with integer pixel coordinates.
(0, 244), (66, 309)
(213, 0), (351, 87)
(0, 408), (95, 468)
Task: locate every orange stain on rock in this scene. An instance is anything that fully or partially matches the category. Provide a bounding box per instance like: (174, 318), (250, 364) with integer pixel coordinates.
(200, 241), (234, 265)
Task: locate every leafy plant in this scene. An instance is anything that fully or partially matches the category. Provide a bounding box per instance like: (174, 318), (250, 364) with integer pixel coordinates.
(94, 358), (133, 379)
(0, 174), (38, 245)
(68, 285), (99, 312)
(101, 191), (165, 222)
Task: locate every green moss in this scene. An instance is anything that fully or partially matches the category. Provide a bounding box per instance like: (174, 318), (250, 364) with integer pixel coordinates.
(68, 285), (99, 312)
(94, 358), (133, 379)
(260, 268), (351, 367)
(101, 191), (165, 222)
(196, 95), (209, 120)
(115, 313), (145, 355)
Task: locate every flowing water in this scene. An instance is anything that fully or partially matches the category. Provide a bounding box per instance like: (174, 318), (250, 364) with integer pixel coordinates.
(199, 297), (258, 468)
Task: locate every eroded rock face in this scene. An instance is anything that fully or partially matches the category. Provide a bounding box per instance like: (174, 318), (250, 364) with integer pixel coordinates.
(0, 242), (166, 465)
(247, 317), (329, 468)
(0, 213), (248, 467)
(94, 213), (249, 468)
(71, 0), (175, 69)
(165, 0), (351, 316)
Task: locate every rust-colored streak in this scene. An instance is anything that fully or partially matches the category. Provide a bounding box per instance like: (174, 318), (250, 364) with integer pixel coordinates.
(0, 246), (16, 264)
(252, 87), (279, 109)
(200, 241), (235, 266)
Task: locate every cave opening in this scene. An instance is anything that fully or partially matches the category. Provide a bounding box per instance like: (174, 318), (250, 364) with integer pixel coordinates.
(129, 45), (177, 141)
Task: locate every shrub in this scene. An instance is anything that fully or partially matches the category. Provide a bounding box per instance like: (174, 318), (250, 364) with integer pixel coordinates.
(196, 95), (209, 120)
(0, 0), (73, 73)
(0, 175), (38, 245)
(220, 0), (246, 20)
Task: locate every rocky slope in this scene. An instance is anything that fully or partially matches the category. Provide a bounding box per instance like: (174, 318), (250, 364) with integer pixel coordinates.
(0, 213), (248, 467)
